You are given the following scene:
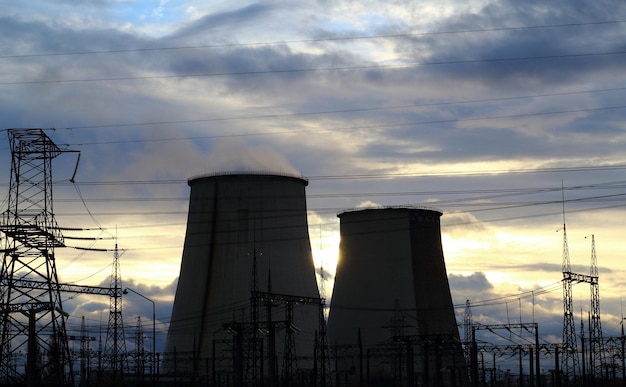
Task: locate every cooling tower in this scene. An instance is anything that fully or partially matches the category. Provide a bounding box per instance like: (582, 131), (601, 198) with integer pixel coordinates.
(164, 173), (322, 381)
(327, 207), (467, 386)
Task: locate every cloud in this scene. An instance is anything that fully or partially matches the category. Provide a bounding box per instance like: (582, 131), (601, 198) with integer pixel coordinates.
(52, 0), (119, 7)
(449, 271), (493, 293)
(168, 3), (276, 40)
(355, 200), (383, 208)
(152, 0), (170, 19)
(442, 211), (488, 233)
(70, 299), (109, 314)
(415, 0), (626, 89)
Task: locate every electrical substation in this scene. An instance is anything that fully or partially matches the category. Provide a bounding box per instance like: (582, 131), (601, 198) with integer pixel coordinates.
(1, 128), (625, 386)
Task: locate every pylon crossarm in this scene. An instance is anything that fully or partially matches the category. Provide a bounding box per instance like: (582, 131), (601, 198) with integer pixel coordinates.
(0, 302), (54, 315)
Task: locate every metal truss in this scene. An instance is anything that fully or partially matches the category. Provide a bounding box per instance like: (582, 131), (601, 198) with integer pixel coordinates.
(0, 129), (77, 385)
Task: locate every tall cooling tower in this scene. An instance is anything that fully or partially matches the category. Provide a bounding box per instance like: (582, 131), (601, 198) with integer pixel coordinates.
(164, 173), (321, 381)
(327, 207), (467, 386)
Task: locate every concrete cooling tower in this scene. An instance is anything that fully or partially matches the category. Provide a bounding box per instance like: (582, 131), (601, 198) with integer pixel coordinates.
(327, 207), (467, 387)
(164, 173), (322, 384)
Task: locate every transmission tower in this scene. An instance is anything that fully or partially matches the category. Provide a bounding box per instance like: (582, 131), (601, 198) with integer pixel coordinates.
(245, 248), (261, 387)
(588, 235), (605, 381)
(464, 300), (473, 384)
(80, 316), (90, 387)
(134, 316), (145, 375)
(315, 235), (331, 387)
(0, 128), (77, 386)
(388, 299), (406, 381)
(104, 243), (126, 375)
(561, 221), (580, 384)
(283, 301), (297, 387)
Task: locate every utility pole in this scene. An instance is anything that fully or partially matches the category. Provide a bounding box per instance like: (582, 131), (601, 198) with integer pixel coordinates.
(0, 128), (77, 386)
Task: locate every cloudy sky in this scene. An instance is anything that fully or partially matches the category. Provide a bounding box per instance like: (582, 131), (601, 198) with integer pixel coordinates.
(1, 0), (626, 356)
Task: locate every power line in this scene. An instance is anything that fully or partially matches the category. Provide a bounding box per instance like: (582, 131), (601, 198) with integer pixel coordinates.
(54, 196), (626, 252)
(2, 20), (624, 60)
(1, 88), (624, 154)
(28, 86), (624, 132)
(47, 180), (626, 202)
(57, 201), (626, 243)
(465, 282), (564, 309)
(2, 50), (625, 86)
(5, 165), (626, 240)
(25, 163), (625, 186)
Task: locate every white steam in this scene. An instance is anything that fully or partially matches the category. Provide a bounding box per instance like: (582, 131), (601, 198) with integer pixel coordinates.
(204, 138), (300, 176)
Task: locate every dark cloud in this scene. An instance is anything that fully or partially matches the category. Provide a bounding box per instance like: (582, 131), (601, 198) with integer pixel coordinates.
(481, 261), (613, 276)
(449, 271), (494, 293)
(0, 16), (147, 55)
(381, 1), (626, 92)
(168, 3), (277, 41)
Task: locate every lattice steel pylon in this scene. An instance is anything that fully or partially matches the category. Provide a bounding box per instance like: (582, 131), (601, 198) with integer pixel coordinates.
(103, 243), (126, 375)
(245, 248), (261, 387)
(134, 316), (145, 375)
(588, 235), (605, 381)
(0, 128), (76, 386)
(463, 299), (473, 385)
(283, 301), (297, 387)
(80, 316), (89, 387)
(561, 223), (580, 384)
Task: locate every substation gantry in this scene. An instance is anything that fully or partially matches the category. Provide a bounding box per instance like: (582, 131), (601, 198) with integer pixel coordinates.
(218, 289), (330, 387)
(470, 323), (540, 387)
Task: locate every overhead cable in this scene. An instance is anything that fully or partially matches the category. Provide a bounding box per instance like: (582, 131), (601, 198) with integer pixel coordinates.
(1, 19), (624, 60)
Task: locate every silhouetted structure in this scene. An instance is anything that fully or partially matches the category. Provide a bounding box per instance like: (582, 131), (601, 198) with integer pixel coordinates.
(561, 222), (580, 385)
(0, 129), (76, 386)
(328, 207), (467, 387)
(164, 172), (322, 385)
